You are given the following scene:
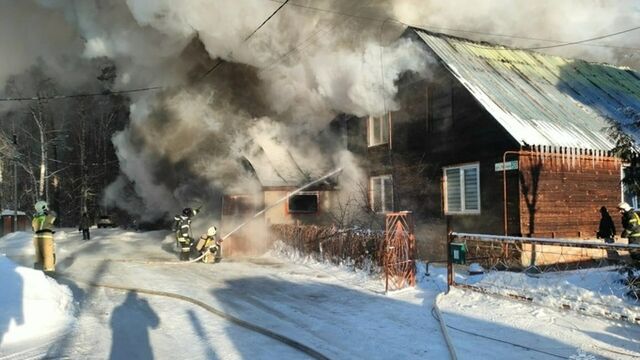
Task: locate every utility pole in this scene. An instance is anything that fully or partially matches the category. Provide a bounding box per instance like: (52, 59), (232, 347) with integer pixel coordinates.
(13, 133), (18, 232)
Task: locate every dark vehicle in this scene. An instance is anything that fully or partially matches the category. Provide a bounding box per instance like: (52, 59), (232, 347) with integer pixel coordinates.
(97, 215), (117, 228)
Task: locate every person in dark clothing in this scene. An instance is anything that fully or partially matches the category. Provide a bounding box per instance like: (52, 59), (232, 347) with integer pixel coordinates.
(79, 212), (91, 240)
(173, 207), (199, 261)
(596, 206), (616, 244)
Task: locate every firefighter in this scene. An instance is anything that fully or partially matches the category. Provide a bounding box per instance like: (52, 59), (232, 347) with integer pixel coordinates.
(618, 202), (640, 260)
(173, 207), (199, 261)
(32, 200), (56, 273)
(194, 226), (222, 263)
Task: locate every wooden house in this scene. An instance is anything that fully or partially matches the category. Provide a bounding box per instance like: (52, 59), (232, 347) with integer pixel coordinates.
(347, 28), (640, 260)
(222, 143), (339, 256)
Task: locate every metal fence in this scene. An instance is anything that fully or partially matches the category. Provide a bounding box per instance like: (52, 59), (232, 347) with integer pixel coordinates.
(383, 212), (417, 292)
(447, 232), (640, 323)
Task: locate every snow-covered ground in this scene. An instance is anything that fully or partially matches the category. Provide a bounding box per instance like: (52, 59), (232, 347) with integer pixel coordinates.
(1, 228), (639, 359)
(455, 265), (640, 323)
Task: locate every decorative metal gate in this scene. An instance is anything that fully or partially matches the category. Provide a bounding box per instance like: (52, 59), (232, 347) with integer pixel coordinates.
(383, 211), (417, 292)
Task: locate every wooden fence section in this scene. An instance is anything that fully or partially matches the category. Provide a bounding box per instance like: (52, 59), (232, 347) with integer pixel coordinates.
(269, 224), (385, 270)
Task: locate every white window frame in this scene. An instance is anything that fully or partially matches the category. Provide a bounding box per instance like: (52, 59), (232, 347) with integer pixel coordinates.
(621, 165), (639, 209)
(367, 114), (390, 147)
(370, 175), (393, 213)
(443, 163), (481, 215)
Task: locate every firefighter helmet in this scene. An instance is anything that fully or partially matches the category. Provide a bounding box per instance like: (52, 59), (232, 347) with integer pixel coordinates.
(618, 202), (632, 212)
(34, 200), (49, 215)
(207, 226), (217, 237)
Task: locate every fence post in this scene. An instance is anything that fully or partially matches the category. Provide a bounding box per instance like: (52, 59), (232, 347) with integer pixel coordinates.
(446, 216), (453, 294)
(385, 215), (390, 294)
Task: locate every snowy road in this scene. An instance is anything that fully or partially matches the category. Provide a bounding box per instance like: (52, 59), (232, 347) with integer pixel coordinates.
(2, 228), (640, 359)
(1, 229), (447, 359)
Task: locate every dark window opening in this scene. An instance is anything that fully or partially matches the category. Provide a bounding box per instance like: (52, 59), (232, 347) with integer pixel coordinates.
(288, 194), (319, 213)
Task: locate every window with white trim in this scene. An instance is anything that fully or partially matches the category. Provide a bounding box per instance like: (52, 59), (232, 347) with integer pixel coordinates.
(444, 163), (480, 214)
(622, 166), (639, 209)
(367, 114), (390, 147)
(370, 175), (393, 213)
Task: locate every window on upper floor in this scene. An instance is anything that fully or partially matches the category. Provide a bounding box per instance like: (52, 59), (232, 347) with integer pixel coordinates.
(443, 163), (480, 214)
(367, 114), (390, 147)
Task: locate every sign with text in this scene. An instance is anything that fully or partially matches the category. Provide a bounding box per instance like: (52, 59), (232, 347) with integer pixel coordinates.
(495, 160), (519, 172)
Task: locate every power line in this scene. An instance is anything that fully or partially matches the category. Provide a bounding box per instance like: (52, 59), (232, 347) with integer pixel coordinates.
(0, 1), (291, 102)
(266, 0), (640, 52)
(523, 25), (640, 50)
(196, 0), (290, 82)
(244, 0), (290, 41)
(2, 1), (639, 103)
(0, 86), (162, 102)
(263, 0), (363, 71)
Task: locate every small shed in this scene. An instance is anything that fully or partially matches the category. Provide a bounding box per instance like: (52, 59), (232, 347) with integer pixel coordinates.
(222, 141), (339, 256)
(1, 209), (29, 236)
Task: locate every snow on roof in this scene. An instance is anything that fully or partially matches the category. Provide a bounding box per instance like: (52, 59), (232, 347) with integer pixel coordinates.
(1, 209), (27, 216)
(412, 28), (640, 151)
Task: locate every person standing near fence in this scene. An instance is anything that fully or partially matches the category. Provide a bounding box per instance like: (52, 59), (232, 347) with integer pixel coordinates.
(618, 202), (640, 261)
(597, 206), (616, 243)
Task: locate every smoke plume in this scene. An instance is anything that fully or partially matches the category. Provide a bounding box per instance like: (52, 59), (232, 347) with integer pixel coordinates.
(1, 0), (639, 221)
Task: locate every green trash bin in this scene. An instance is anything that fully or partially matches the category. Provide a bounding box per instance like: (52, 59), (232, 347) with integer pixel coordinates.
(450, 242), (466, 265)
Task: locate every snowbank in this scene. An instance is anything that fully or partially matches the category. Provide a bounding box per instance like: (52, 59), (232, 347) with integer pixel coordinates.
(0, 255), (75, 350)
(456, 267), (640, 323)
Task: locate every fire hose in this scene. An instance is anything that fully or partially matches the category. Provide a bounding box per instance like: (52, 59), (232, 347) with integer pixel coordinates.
(433, 293), (458, 360)
(188, 168), (343, 264)
(55, 273), (331, 360)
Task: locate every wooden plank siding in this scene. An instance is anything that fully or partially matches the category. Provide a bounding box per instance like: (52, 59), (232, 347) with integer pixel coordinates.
(518, 152), (621, 238)
(346, 34), (626, 261)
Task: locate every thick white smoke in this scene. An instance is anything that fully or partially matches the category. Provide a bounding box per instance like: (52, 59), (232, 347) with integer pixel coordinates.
(2, 0), (639, 220)
(392, 0), (640, 67)
(96, 0), (433, 218)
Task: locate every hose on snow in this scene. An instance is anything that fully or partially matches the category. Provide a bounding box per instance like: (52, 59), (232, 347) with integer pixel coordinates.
(56, 273), (331, 360)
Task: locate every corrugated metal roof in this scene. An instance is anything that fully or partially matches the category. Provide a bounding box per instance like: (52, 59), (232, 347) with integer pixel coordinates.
(413, 28), (640, 151)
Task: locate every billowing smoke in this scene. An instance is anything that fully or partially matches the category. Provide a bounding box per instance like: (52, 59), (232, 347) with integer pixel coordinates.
(1, 0), (639, 222)
(392, 0), (640, 67)
(91, 0), (433, 220)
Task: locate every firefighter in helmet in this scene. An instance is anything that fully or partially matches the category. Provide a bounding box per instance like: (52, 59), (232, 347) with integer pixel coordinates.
(618, 202), (640, 260)
(32, 200), (56, 273)
(173, 207), (199, 261)
(194, 226), (222, 263)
